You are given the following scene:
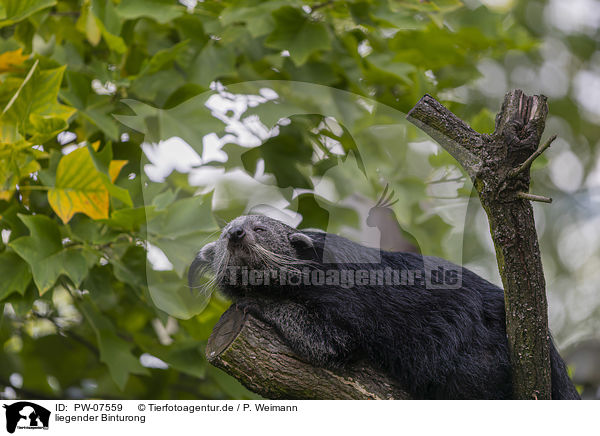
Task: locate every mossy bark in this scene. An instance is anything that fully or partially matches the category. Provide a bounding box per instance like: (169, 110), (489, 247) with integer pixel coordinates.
(407, 90), (552, 399)
(206, 306), (411, 400)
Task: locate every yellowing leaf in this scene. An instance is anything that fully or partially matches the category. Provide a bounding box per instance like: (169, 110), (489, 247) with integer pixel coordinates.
(48, 146), (109, 223)
(109, 160), (128, 182)
(0, 48), (29, 72)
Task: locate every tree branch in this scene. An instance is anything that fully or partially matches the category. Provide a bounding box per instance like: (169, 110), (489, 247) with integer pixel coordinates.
(206, 306), (411, 400)
(407, 94), (484, 177)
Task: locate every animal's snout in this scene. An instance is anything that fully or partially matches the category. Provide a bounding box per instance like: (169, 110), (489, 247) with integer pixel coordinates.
(228, 226), (246, 242)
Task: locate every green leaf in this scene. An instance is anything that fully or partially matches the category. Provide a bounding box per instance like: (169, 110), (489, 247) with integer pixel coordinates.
(147, 268), (214, 319)
(9, 214), (95, 294)
(190, 41), (236, 87)
(116, 98), (225, 154)
(138, 40), (189, 77)
(146, 195), (218, 276)
(86, 142), (133, 207)
(470, 108), (495, 134)
(104, 206), (156, 231)
(110, 245), (147, 290)
(367, 54), (416, 84)
(0, 0), (56, 29)
(79, 297), (148, 390)
(60, 70), (120, 140)
(80, 2), (101, 45)
(135, 334), (207, 379)
(220, 0), (290, 38)
(67, 215), (120, 246)
(115, 0), (184, 24)
(0, 149), (40, 201)
(0, 65), (75, 143)
(90, 0), (126, 53)
(152, 231), (216, 277)
(256, 124), (313, 188)
(0, 251), (32, 301)
(28, 114), (68, 143)
(265, 6), (331, 66)
(147, 196), (217, 238)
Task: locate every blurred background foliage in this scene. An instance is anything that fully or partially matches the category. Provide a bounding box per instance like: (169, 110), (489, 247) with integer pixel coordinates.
(0, 0), (599, 399)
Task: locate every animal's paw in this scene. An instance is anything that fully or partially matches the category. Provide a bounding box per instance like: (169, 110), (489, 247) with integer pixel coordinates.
(235, 298), (261, 317)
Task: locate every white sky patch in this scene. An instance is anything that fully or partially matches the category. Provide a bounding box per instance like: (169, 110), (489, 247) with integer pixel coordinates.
(179, 0), (197, 12)
(545, 0), (600, 35)
(9, 373), (22, 389)
(152, 317), (178, 346)
(408, 140), (439, 155)
(558, 217), (600, 272)
(585, 152), (600, 188)
(57, 131), (76, 145)
(357, 40), (373, 58)
(479, 0), (514, 11)
(538, 61), (569, 98)
(140, 353), (169, 369)
(201, 133), (228, 163)
(188, 166), (225, 188)
(574, 70), (600, 122)
(550, 149), (584, 193)
(204, 89), (280, 147)
(259, 88), (279, 100)
(476, 59), (508, 98)
(146, 243), (174, 271)
(61, 143), (85, 155)
(141, 85), (282, 183)
(1, 229), (11, 244)
(91, 79), (117, 95)
(143, 137), (202, 182)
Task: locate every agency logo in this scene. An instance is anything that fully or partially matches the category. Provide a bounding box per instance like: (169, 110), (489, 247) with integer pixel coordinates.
(2, 402), (50, 434)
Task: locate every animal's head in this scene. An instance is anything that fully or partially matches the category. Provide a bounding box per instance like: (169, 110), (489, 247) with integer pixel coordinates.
(366, 184), (398, 227)
(188, 215), (315, 293)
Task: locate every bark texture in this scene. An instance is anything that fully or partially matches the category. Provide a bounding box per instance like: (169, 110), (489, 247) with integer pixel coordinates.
(407, 90), (552, 399)
(206, 306), (411, 400)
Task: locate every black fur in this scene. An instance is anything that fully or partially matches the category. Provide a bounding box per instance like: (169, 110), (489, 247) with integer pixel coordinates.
(190, 215), (580, 400)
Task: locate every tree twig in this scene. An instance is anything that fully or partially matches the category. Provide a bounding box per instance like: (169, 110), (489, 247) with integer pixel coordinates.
(517, 192), (552, 203)
(509, 134), (557, 178)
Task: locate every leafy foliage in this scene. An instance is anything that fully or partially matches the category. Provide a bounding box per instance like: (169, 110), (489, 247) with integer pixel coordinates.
(0, 0), (592, 400)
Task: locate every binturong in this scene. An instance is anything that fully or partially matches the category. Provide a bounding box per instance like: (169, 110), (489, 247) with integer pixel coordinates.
(188, 214), (580, 400)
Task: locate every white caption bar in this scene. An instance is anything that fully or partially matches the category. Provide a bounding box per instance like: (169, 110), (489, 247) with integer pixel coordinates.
(0, 400), (595, 436)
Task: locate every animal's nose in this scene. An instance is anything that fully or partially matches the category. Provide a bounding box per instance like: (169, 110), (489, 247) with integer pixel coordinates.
(228, 226), (246, 242)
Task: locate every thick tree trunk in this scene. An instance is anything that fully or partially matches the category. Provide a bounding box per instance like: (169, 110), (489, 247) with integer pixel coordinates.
(206, 306), (411, 400)
(407, 90), (553, 399)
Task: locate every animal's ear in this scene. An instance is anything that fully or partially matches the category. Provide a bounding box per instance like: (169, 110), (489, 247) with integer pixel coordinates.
(289, 232), (313, 249)
(199, 241), (217, 262)
(188, 242), (217, 289)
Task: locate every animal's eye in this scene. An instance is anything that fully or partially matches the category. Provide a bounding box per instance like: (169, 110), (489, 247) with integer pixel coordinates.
(254, 226), (266, 233)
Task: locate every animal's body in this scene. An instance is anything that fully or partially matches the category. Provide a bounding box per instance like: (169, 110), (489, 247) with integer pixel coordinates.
(189, 215), (580, 400)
